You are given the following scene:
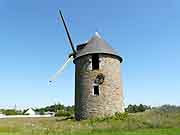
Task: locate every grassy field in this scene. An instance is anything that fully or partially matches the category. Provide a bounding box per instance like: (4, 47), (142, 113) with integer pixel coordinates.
(0, 111), (180, 135)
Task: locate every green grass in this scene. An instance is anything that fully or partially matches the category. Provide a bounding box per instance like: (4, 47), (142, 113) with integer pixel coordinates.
(0, 111), (180, 135)
(0, 128), (180, 135)
(68, 128), (180, 135)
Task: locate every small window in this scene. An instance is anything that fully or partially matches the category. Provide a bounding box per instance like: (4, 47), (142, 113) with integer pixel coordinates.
(92, 54), (99, 70)
(94, 86), (99, 95)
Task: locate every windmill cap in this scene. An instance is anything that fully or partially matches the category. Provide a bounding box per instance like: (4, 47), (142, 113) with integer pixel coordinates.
(74, 33), (123, 62)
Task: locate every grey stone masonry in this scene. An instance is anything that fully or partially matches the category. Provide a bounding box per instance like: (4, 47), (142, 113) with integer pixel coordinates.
(74, 54), (124, 120)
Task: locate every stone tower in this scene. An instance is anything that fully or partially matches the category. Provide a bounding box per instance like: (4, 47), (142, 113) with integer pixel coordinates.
(73, 33), (124, 120)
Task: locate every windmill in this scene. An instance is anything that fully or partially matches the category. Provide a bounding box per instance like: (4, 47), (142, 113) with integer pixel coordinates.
(49, 10), (124, 120)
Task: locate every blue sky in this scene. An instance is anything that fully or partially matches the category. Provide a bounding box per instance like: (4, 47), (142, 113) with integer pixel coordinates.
(0, 0), (180, 109)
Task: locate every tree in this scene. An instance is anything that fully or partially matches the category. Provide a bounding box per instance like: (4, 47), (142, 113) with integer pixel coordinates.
(125, 104), (151, 113)
(138, 104), (146, 112)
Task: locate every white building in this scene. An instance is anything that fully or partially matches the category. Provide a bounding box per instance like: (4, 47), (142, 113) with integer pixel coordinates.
(24, 108), (36, 115)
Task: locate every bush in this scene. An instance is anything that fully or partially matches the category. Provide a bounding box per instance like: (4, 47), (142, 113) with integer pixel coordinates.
(39, 110), (45, 115)
(125, 104), (151, 113)
(3, 109), (19, 115)
(55, 110), (72, 117)
(89, 112), (128, 123)
(113, 112), (128, 120)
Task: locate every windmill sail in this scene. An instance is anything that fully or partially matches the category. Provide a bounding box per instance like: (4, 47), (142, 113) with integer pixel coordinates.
(59, 10), (76, 55)
(49, 56), (74, 83)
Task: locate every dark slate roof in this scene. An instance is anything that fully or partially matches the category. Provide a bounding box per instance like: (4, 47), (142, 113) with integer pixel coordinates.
(74, 33), (122, 62)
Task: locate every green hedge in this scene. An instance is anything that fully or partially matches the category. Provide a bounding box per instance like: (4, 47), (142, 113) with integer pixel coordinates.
(55, 110), (72, 117)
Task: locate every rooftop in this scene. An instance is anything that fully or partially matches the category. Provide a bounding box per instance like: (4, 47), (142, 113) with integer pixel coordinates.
(74, 33), (122, 62)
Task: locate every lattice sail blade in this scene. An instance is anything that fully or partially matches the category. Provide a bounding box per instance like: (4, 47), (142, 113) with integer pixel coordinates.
(49, 56), (74, 83)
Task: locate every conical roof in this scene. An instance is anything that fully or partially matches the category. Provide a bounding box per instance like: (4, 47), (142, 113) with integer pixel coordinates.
(74, 33), (122, 62)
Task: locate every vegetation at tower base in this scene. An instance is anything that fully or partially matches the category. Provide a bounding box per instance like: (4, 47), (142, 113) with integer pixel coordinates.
(88, 112), (129, 122)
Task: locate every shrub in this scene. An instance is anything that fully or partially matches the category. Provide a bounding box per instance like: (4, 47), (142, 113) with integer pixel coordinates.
(3, 109), (19, 115)
(39, 110), (45, 115)
(113, 112), (128, 120)
(125, 104), (151, 113)
(55, 110), (72, 117)
(89, 112), (128, 123)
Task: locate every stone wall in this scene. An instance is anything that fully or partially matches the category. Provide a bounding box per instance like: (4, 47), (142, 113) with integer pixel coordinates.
(74, 54), (124, 120)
